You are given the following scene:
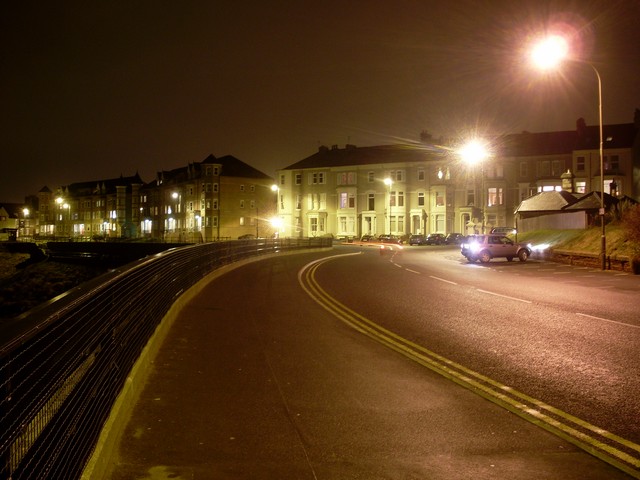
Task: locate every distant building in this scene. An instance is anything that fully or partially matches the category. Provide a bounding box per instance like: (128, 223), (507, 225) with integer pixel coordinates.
(141, 154), (275, 242)
(51, 173), (144, 239)
(27, 154), (275, 242)
(275, 115), (640, 239)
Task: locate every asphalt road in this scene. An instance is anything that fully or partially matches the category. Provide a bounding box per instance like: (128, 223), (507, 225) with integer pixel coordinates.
(106, 246), (639, 479)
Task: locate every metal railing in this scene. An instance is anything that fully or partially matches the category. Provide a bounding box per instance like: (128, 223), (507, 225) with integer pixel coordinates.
(0, 237), (331, 479)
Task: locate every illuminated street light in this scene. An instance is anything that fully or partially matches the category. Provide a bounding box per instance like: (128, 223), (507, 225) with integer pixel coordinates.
(459, 139), (489, 233)
(529, 35), (606, 270)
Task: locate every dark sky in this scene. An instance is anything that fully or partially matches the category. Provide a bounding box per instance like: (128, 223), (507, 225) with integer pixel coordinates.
(2, 0), (639, 202)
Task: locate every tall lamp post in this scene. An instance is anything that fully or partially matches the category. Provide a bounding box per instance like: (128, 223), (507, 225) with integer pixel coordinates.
(459, 139), (489, 234)
(530, 35), (606, 270)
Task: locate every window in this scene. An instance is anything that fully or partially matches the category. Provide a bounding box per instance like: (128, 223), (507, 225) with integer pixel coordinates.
(418, 169), (425, 181)
(240, 185), (245, 192)
(368, 193), (375, 210)
(280, 194), (284, 210)
(551, 160), (562, 176)
(295, 173), (302, 185)
(212, 199), (218, 210)
(575, 181), (586, 193)
(240, 217), (245, 226)
(240, 200), (245, 208)
(250, 185), (255, 192)
(250, 200), (255, 209)
(212, 216), (218, 227)
(392, 170), (404, 182)
(310, 217), (318, 233)
(539, 161), (551, 177)
(576, 156), (585, 172)
(466, 189), (475, 206)
(213, 166), (220, 176)
(213, 183), (219, 193)
(368, 171), (375, 183)
(519, 162), (528, 177)
(435, 191), (444, 207)
(487, 187), (503, 206)
(606, 155), (620, 172)
(418, 192), (425, 207)
(349, 194), (355, 208)
(310, 172), (326, 184)
(280, 174), (285, 185)
(296, 194), (302, 210)
(339, 192), (348, 208)
(390, 191), (396, 207)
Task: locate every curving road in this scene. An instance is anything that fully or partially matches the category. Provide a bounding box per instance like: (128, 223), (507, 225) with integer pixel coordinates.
(108, 246), (640, 479)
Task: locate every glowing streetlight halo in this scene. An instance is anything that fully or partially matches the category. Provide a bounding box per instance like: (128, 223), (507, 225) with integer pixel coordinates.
(530, 34), (569, 70)
(458, 139), (489, 166)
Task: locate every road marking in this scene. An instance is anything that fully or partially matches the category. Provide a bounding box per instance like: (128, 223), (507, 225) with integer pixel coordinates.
(429, 275), (458, 285)
(405, 268), (421, 274)
(576, 313), (640, 330)
(476, 289), (532, 303)
(298, 254), (640, 477)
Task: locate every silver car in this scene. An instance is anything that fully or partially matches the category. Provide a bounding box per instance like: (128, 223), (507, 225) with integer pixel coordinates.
(461, 234), (531, 263)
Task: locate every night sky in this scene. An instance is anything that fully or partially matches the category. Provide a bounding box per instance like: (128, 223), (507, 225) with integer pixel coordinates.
(1, 0), (639, 202)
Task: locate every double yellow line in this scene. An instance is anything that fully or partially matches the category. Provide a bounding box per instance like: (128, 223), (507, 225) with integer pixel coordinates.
(298, 253), (640, 479)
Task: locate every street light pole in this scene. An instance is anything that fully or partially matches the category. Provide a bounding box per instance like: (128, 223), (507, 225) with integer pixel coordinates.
(530, 35), (606, 269)
(459, 139), (489, 234)
(592, 64), (606, 270)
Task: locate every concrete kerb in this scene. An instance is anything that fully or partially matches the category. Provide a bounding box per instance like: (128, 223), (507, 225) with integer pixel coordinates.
(81, 247), (331, 480)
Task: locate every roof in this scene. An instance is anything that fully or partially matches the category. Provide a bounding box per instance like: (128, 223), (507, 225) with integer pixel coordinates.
(64, 173), (145, 196)
(515, 190), (620, 213)
(282, 121), (638, 170)
(496, 122), (637, 157)
(0, 203), (23, 217)
(157, 154), (272, 185)
(516, 191), (579, 212)
(564, 191), (619, 211)
(281, 144), (447, 171)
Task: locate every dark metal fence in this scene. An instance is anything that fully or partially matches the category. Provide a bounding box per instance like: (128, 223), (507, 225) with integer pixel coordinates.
(0, 238), (331, 479)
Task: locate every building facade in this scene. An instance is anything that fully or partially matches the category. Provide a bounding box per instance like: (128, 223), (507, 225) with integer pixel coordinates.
(140, 154), (276, 242)
(24, 155), (275, 242)
(275, 118), (639, 239)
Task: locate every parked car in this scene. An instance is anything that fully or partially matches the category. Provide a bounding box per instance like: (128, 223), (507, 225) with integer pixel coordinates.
(377, 234), (402, 244)
(490, 226), (517, 235)
(444, 233), (464, 245)
(360, 234), (375, 242)
(408, 234), (427, 245)
(461, 234), (531, 263)
(237, 234), (256, 240)
(425, 233), (445, 245)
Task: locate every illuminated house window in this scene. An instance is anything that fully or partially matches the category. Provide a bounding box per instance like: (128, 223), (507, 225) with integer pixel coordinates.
(487, 187), (503, 206)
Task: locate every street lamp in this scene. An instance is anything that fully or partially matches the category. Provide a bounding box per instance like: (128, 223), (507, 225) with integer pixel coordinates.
(459, 139), (489, 234)
(383, 177), (393, 234)
(530, 35), (606, 270)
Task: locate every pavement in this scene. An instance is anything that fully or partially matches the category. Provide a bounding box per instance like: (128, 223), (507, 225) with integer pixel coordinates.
(86, 250), (636, 480)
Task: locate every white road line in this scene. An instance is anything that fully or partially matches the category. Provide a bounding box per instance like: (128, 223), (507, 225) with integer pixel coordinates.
(429, 275), (458, 285)
(406, 268), (421, 274)
(576, 312), (640, 329)
(476, 289), (532, 303)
